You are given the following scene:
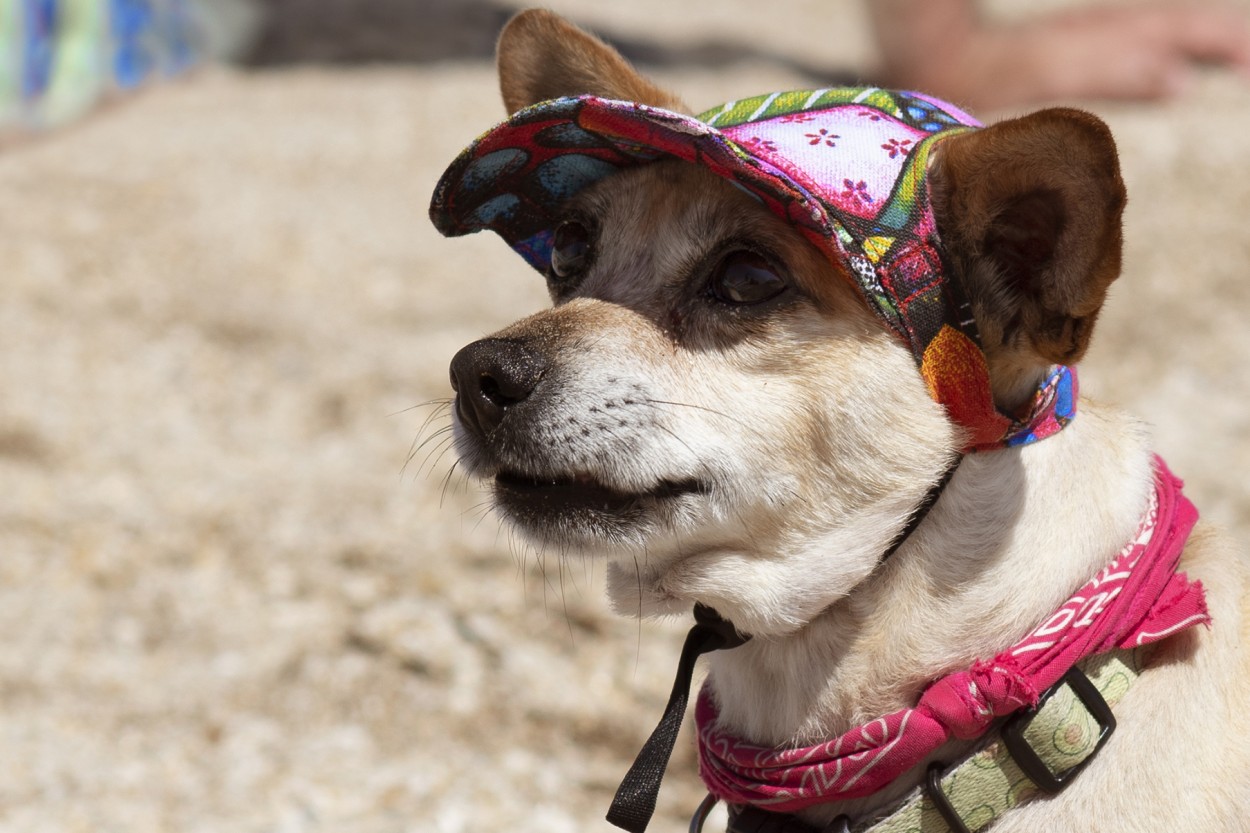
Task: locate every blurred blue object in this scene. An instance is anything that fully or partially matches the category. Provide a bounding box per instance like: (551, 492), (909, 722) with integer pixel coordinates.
(112, 0), (158, 89)
(20, 0), (56, 100)
(1, 0), (215, 134)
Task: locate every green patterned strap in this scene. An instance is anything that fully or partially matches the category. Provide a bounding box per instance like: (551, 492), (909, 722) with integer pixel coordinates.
(863, 648), (1145, 833)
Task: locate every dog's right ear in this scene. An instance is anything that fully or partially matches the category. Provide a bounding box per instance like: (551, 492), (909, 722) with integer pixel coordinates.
(497, 9), (687, 115)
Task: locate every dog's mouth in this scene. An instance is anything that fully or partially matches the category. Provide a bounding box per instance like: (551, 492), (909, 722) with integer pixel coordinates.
(493, 469), (704, 536)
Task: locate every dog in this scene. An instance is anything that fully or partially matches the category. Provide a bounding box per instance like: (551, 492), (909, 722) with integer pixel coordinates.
(430, 9), (1250, 832)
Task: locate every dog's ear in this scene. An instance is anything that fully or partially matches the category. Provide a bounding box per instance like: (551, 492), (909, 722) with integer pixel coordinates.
(497, 8), (687, 115)
(930, 108), (1126, 394)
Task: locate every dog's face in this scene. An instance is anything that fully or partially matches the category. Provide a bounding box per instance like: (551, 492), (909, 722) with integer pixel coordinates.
(444, 10), (1125, 637)
(450, 161), (957, 635)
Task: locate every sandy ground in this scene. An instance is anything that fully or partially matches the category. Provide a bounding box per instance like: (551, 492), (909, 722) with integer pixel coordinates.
(2, 1), (1249, 831)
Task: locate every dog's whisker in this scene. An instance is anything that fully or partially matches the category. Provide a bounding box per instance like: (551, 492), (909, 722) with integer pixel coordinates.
(650, 422), (700, 462)
(411, 400), (454, 432)
(401, 416), (455, 477)
(463, 496), (494, 518)
(400, 413), (450, 477)
(438, 460), (463, 508)
(531, 546), (546, 613)
(416, 448), (455, 488)
(498, 518), (512, 557)
(408, 424), (453, 464)
(411, 405), (454, 449)
(507, 530), (527, 586)
(401, 424), (453, 478)
(534, 547), (560, 617)
(386, 397), (453, 419)
(633, 550), (646, 676)
(417, 435), (458, 481)
(640, 397), (731, 419)
(454, 463), (474, 496)
(557, 551), (576, 647)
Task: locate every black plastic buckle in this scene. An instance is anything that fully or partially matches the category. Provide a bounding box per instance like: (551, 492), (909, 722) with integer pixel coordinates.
(925, 762), (972, 833)
(1001, 665), (1116, 794)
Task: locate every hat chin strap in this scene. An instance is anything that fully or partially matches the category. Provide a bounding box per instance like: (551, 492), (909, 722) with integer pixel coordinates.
(605, 604), (748, 833)
(604, 455), (963, 833)
(878, 453), (962, 564)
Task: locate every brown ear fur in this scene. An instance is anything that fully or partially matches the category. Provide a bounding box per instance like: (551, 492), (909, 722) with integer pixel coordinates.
(497, 9), (687, 115)
(930, 108), (1126, 399)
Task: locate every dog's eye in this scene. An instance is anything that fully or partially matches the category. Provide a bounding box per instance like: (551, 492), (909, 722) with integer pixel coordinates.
(550, 220), (593, 281)
(710, 251), (786, 305)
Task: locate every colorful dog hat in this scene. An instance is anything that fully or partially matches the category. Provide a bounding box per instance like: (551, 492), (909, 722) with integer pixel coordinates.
(429, 87), (1075, 451)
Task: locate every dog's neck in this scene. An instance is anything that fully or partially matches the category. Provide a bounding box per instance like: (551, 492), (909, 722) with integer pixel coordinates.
(703, 400), (1155, 817)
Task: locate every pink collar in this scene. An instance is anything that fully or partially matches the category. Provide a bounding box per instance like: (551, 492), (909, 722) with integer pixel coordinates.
(696, 456), (1207, 812)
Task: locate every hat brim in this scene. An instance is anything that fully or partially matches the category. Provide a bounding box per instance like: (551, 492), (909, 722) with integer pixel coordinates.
(429, 95), (839, 273)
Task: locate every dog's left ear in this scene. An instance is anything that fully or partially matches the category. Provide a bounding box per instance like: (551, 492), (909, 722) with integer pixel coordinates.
(496, 9), (687, 115)
(930, 108), (1126, 390)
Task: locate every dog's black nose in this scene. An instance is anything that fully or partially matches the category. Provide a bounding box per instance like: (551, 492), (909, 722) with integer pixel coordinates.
(449, 338), (548, 437)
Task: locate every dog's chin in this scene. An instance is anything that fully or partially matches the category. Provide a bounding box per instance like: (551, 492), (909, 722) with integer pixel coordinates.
(492, 469), (705, 547)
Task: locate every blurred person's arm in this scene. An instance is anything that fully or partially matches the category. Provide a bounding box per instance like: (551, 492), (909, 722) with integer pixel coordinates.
(870, 0), (1250, 109)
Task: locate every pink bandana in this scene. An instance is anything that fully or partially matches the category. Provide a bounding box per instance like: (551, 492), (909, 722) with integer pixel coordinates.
(696, 456), (1207, 811)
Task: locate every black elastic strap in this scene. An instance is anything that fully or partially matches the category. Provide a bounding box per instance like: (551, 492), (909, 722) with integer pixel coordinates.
(606, 604), (750, 833)
(879, 455), (962, 563)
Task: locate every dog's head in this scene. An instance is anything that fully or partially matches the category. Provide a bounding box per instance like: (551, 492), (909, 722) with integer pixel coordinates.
(431, 10), (1125, 636)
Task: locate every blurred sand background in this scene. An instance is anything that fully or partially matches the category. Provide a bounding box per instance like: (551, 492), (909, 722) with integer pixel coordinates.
(2, 1), (1249, 831)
